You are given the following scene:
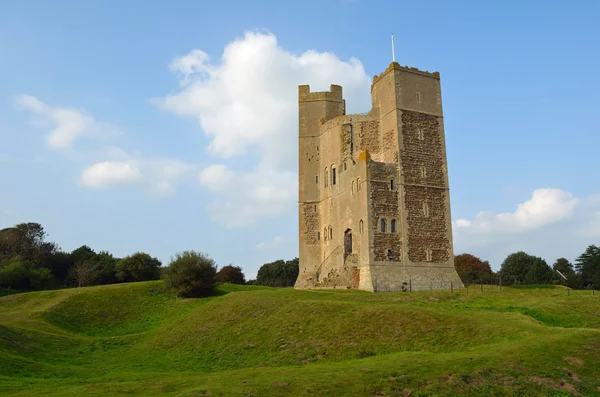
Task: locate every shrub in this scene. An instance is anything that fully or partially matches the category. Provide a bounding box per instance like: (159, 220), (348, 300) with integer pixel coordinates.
(162, 251), (218, 297)
(115, 252), (162, 283)
(217, 264), (246, 284)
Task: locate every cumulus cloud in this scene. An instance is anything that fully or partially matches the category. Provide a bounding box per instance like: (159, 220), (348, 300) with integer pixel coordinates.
(454, 188), (579, 233)
(453, 188), (600, 269)
(154, 31), (372, 226)
(15, 95), (120, 152)
(80, 149), (197, 198)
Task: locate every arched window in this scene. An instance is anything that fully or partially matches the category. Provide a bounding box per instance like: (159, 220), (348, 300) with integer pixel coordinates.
(391, 219), (396, 233)
(331, 165), (336, 185)
(380, 219), (386, 233)
(324, 168), (329, 187)
(329, 226), (333, 240)
(359, 219), (364, 233)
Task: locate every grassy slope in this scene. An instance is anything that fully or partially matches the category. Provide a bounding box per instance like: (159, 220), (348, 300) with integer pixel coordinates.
(0, 282), (599, 396)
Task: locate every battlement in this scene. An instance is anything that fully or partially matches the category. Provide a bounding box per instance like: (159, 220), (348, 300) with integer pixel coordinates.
(299, 84), (344, 103)
(371, 62), (440, 88)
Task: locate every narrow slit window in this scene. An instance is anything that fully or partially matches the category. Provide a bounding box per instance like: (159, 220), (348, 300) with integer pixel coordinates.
(324, 168), (328, 187)
(420, 165), (427, 178)
(391, 219), (396, 233)
(357, 178), (361, 191)
(329, 226), (333, 240)
(390, 178), (395, 191)
(332, 166), (336, 185)
(359, 220), (364, 233)
(423, 202), (430, 218)
(380, 219), (386, 233)
(317, 232), (320, 241)
(387, 249), (394, 261)
(324, 227), (328, 240)
(426, 248), (432, 262)
(417, 128), (424, 140)
(416, 92), (421, 104)
(352, 180), (355, 194)
(315, 175), (319, 184)
(314, 205), (317, 212)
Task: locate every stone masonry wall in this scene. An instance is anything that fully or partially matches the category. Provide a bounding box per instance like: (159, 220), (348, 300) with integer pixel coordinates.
(404, 186), (449, 262)
(369, 161), (401, 262)
(400, 110), (449, 264)
(302, 203), (320, 245)
(400, 111), (446, 187)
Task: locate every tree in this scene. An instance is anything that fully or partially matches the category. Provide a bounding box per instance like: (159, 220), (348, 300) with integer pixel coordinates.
(552, 258), (579, 287)
(92, 251), (118, 285)
(0, 256), (55, 290)
(71, 262), (99, 288)
(217, 264), (246, 284)
(454, 253), (492, 284)
(256, 258), (299, 287)
(574, 245), (600, 288)
(162, 251), (218, 297)
(499, 251), (537, 285)
(70, 245), (96, 264)
(524, 257), (553, 284)
(115, 252), (162, 282)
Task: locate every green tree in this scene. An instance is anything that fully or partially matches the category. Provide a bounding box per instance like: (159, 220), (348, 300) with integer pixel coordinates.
(256, 258), (299, 287)
(162, 251), (218, 297)
(574, 245), (600, 288)
(552, 258), (579, 288)
(115, 252), (162, 282)
(0, 256), (55, 290)
(524, 257), (553, 284)
(500, 251), (537, 285)
(217, 264), (246, 284)
(92, 251), (118, 285)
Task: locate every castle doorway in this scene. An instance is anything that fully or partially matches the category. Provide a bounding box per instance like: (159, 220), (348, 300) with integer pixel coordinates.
(344, 229), (352, 256)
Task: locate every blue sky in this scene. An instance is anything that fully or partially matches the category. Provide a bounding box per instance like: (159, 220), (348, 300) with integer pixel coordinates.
(1, 0), (599, 277)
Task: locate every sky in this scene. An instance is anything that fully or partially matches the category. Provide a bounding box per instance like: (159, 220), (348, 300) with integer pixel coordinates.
(1, 0), (599, 278)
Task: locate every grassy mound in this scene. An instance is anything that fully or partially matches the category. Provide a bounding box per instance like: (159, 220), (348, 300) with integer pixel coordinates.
(0, 282), (599, 396)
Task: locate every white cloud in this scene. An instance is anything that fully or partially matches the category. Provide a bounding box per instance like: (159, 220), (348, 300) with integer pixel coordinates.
(15, 95), (120, 152)
(256, 236), (285, 250)
(454, 188), (578, 233)
(453, 188), (600, 269)
(80, 150), (197, 199)
(154, 30), (372, 226)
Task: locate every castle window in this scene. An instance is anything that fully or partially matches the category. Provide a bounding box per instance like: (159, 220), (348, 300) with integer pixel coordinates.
(390, 178), (395, 191)
(332, 166), (336, 185)
(329, 226), (333, 240)
(317, 232), (320, 241)
(423, 202), (430, 218)
(391, 219), (397, 233)
(343, 162), (347, 171)
(359, 220), (364, 233)
(352, 180), (355, 194)
(416, 92), (421, 104)
(357, 178), (361, 191)
(324, 167), (328, 187)
(316, 175), (319, 184)
(324, 227), (328, 241)
(314, 205), (317, 212)
(380, 219), (386, 233)
(420, 165), (427, 178)
(426, 248), (432, 262)
(387, 249), (394, 261)
(417, 128), (424, 140)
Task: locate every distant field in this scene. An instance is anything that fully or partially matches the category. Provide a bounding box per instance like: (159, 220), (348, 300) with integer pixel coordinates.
(0, 282), (599, 396)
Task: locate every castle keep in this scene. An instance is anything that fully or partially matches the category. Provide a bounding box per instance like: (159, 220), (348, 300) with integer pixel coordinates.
(295, 62), (464, 292)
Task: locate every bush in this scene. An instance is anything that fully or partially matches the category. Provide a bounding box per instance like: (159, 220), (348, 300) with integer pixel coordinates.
(256, 258), (299, 287)
(217, 264), (246, 284)
(115, 252), (162, 283)
(162, 251), (218, 297)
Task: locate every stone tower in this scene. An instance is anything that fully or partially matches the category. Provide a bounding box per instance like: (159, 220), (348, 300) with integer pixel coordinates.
(295, 62), (464, 292)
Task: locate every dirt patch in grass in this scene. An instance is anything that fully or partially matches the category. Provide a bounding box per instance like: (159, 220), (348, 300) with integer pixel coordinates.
(564, 356), (584, 368)
(530, 376), (581, 396)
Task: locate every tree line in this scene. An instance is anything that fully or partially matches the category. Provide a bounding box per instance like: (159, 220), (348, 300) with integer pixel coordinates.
(455, 246), (600, 289)
(0, 222), (299, 296)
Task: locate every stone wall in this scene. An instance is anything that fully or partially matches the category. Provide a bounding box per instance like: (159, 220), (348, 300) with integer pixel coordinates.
(369, 161), (401, 262)
(302, 203), (320, 245)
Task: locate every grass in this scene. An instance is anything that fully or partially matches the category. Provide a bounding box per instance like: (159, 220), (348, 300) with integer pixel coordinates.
(0, 282), (599, 396)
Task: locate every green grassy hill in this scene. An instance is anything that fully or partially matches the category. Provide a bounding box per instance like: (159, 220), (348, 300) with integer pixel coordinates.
(1, 282), (599, 396)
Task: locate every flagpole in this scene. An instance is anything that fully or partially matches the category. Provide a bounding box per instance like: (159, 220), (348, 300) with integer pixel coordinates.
(391, 33), (395, 62)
